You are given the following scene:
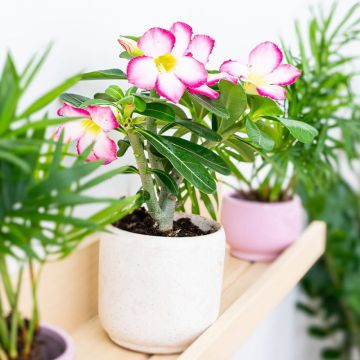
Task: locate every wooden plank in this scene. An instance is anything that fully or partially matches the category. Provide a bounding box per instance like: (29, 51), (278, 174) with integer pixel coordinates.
(14, 221), (325, 360)
(177, 221), (326, 360)
(74, 317), (149, 360)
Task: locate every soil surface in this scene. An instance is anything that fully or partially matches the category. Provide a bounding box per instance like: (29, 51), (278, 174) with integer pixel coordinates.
(5, 316), (66, 360)
(234, 190), (293, 203)
(115, 207), (216, 237)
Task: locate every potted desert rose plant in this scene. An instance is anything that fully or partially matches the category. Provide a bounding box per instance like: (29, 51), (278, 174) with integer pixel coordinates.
(55, 22), (281, 353)
(218, 41), (319, 261)
(0, 50), (140, 360)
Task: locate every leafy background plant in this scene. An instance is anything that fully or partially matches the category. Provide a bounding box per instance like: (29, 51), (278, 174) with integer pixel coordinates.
(0, 50), (140, 359)
(282, 3), (360, 359)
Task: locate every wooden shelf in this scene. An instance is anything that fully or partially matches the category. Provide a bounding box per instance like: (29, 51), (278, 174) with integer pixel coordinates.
(21, 221), (326, 360)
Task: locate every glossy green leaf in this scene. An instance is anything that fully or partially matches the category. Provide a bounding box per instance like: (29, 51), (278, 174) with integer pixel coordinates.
(138, 103), (175, 122)
(188, 93), (229, 119)
(248, 95), (283, 120)
(137, 128), (216, 194)
(245, 119), (275, 151)
(150, 169), (178, 195)
(162, 136), (230, 175)
(60, 93), (90, 107)
(80, 69), (127, 80)
(105, 85), (124, 100)
(277, 118), (318, 143)
(218, 80), (247, 131)
(175, 118), (222, 141)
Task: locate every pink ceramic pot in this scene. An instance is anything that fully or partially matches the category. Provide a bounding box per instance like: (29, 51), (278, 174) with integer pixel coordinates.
(37, 324), (75, 360)
(220, 193), (304, 261)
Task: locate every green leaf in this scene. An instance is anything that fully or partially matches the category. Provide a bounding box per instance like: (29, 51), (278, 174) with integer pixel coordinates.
(117, 139), (130, 157)
(133, 96), (146, 112)
(119, 51), (134, 59)
(200, 192), (217, 220)
(18, 75), (80, 119)
(137, 128), (216, 194)
(321, 348), (342, 359)
(78, 165), (138, 191)
(80, 69), (127, 80)
(225, 136), (255, 162)
(150, 169), (178, 195)
(245, 119), (275, 151)
(105, 85), (124, 100)
(248, 95), (283, 120)
(138, 103), (175, 122)
(218, 80), (247, 131)
(0, 149), (30, 172)
(60, 93), (90, 107)
(277, 118), (318, 143)
(121, 35), (140, 41)
(162, 136), (230, 175)
(188, 93), (229, 119)
(79, 98), (115, 108)
(175, 118), (222, 142)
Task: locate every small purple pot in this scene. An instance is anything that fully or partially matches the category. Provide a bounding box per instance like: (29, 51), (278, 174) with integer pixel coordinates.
(36, 324), (75, 360)
(220, 193), (304, 261)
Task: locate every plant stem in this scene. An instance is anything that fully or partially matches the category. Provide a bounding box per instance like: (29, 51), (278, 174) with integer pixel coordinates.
(9, 266), (24, 360)
(0, 257), (15, 309)
(23, 261), (41, 357)
(127, 130), (161, 220)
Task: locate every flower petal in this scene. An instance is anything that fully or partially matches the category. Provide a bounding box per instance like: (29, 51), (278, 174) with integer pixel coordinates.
(127, 56), (158, 90)
(57, 103), (89, 117)
(93, 133), (118, 165)
(86, 106), (118, 132)
(170, 22), (192, 56)
(76, 132), (98, 162)
(220, 60), (249, 78)
(265, 64), (301, 86)
(248, 41), (283, 75)
(207, 72), (238, 86)
(138, 27), (175, 57)
(155, 72), (186, 103)
(54, 121), (85, 142)
(256, 85), (286, 100)
(174, 56), (207, 87)
(187, 35), (215, 64)
(188, 84), (219, 99)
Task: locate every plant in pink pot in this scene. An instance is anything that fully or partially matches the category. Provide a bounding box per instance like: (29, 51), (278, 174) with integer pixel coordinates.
(217, 41), (319, 261)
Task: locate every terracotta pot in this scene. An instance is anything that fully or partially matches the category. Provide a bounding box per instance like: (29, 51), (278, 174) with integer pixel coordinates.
(98, 213), (225, 354)
(220, 193), (304, 261)
(36, 324), (75, 360)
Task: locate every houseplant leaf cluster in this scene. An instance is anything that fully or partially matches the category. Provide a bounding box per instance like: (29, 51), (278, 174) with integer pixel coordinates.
(0, 50), (140, 360)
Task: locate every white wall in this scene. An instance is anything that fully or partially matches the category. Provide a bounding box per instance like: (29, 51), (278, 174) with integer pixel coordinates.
(1, 0), (359, 359)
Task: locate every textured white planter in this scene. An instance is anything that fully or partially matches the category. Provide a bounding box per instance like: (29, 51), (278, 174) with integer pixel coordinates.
(98, 213), (225, 354)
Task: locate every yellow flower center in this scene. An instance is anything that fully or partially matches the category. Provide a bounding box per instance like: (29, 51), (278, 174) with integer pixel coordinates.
(246, 72), (267, 87)
(81, 119), (101, 135)
(154, 54), (177, 73)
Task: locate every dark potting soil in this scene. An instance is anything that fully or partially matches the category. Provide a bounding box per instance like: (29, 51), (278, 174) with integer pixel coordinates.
(114, 207), (216, 237)
(233, 190), (294, 203)
(5, 316), (66, 360)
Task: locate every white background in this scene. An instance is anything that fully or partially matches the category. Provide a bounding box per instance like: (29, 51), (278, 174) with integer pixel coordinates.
(1, 0), (359, 359)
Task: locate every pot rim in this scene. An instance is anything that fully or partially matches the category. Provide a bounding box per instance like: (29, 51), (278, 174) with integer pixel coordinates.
(39, 323), (75, 360)
(105, 212), (223, 241)
(223, 191), (301, 208)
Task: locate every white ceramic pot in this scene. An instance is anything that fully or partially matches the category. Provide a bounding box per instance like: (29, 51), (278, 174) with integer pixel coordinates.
(98, 213), (225, 354)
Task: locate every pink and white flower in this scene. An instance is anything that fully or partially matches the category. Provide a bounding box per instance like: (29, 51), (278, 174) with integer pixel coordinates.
(55, 103), (118, 164)
(220, 41), (301, 100)
(127, 22), (211, 103)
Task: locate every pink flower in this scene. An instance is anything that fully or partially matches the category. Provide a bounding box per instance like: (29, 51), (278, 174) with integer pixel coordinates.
(55, 103), (118, 165)
(126, 22), (210, 103)
(220, 41), (301, 100)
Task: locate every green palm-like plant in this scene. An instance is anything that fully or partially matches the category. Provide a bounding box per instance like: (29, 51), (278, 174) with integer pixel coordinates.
(0, 50), (140, 359)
